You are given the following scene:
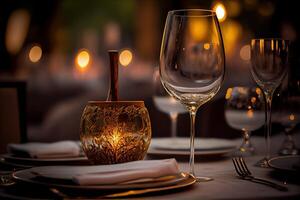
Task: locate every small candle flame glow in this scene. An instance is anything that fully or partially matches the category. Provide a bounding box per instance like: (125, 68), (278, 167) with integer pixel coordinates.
(247, 109), (254, 118)
(119, 49), (133, 67)
(76, 50), (90, 69)
(29, 45), (42, 63)
(289, 114), (295, 121)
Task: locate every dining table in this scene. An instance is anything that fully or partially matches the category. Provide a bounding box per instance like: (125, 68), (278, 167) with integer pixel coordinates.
(1, 131), (300, 200)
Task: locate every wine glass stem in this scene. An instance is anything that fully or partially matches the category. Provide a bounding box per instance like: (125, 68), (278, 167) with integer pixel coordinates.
(170, 112), (178, 138)
(264, 92), (273, 160)
(188, 107), (197, 177)
(243, 130), (251, 145)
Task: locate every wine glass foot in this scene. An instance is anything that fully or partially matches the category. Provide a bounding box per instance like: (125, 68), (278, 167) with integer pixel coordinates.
(279, 148), (299, 155)
(278, 138), (299, 155)
(196, 176), (213, 182)
(255, 158), (270, 168)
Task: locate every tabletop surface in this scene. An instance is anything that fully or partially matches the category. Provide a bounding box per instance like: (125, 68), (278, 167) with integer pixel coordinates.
(1, 133), (300, 200)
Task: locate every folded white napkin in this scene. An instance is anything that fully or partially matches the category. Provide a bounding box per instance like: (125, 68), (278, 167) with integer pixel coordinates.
(31, 158), (180, 185)
(8, 141), (81, 159)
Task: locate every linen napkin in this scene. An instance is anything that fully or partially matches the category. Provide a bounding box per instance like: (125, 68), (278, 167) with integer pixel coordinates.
(7, 141), (81, 159)
(31, 158), (180, 185)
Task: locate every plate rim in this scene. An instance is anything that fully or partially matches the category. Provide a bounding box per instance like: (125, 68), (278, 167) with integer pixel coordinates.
(268, 155), (300, 172)
(147, 147), (235, 156)
(12, 169), (194, 191)
(150, 137), (237, 151)
(2, 153), (88, 162)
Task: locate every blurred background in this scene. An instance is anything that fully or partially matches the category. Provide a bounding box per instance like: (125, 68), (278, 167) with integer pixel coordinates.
(0, 0), (299, 142)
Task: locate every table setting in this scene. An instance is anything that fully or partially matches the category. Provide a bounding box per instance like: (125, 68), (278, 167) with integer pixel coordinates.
(1, 8), (300, 200)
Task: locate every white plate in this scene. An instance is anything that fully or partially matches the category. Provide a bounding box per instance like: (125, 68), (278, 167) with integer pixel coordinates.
(268, 155), (300, 173)
(13, 169), (194, 191)
(148, 138), (237, 157)
(150, 137), (237, 151)
(2, 154), (90, 165)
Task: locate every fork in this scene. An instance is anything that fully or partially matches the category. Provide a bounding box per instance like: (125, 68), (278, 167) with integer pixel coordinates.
(232, 157), (288, 191)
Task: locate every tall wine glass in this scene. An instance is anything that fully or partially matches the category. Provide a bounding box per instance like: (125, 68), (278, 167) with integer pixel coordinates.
(160, 9), (225, 181)
(153, 67), (187, 138)
(225, 87), (265, 156)
(250, 39), (289, 167)
(273, 79), (300, 155)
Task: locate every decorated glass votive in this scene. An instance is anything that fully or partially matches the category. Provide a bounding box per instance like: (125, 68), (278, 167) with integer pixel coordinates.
(80, 101), (151, 164)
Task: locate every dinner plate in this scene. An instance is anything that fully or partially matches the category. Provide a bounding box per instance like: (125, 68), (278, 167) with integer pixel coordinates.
(148, 137), (237, 157)
(13, 169), (195, 192)
(268, 155), (300, 173)
(150, 137), (237, 151)
(2, 154), (90, 166)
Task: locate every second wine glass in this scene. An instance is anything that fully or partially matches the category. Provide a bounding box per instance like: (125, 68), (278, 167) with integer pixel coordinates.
(250, 39), (289, 167)
(160, 9), (225, 181)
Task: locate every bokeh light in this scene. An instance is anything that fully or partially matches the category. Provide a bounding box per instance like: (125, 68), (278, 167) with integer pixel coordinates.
(240, 45), (251, 61)
(204, 43), (211, 50)
(213, 3), (227, 22)
(76, 50), (90, 69)
(29, 45), (42, 63)
(289, 114), (295, 121)
(5, 9), (30, 55)
(119, 49), (133, 66)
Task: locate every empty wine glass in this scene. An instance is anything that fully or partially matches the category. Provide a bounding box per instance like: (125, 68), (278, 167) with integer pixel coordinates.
(225, 87), (265, 156)
(250, 39), (289, 167)
(153, 67), (187, 138)
(273, 80), (300, 155)
(160, 9), (225, 181)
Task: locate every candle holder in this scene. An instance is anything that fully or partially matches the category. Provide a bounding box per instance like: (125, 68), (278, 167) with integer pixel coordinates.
(80, 50), (151, 164)
(80, 101), (151, 164)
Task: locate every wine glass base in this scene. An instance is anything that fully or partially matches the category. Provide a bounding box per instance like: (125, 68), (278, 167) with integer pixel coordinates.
(255, 158), (270, 168)
(279, 148), (299, 155)
(196, 176), (213, 182)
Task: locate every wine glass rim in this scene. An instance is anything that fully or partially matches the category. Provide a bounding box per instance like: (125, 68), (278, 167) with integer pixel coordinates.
(251, 38), (289, 41)
(168, 9), (216, 17)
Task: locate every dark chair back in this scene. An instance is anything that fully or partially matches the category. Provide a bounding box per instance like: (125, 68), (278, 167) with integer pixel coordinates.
(0, 81), (27, 153)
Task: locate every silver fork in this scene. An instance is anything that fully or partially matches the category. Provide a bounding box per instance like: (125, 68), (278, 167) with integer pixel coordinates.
(232, 157), (288, 191)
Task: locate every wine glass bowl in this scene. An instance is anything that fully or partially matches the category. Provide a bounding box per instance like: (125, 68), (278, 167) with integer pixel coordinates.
(160, 9), (225, 181)
(250, 38), (289, 167)
(225, 87), (265, 156)
(251, 39), (289, 91)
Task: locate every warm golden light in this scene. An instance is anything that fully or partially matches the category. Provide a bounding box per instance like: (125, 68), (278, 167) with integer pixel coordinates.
(5, 9), (30, 55)
(204, 43), (211, 50)
(222, 20), (242, 56)
(289, 114), (295, 121)
(228, 1), (241, 17)
(76, 50), (90, 69)
(255, 88), (262, 95)
(29, 45), (42, 63)
(111, 128), (122, 148)
(225, 88), (233, 99)
(247, 110), (254, 118)
(119, 49), (133, 66)
(188, 18), (208, 41)
(214, 3), (227, 22)
(240, 45), (251, 61)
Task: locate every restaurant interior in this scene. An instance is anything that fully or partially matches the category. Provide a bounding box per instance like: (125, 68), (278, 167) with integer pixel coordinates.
(0, 0), (299, 199)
